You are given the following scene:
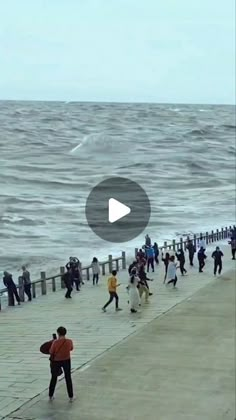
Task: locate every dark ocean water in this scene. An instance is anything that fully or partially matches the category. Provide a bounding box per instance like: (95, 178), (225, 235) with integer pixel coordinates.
(0, 101), (235, 282)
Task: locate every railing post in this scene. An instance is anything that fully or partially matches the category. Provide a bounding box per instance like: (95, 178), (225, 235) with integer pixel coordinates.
(115, 259), (119, 271)
(225, 227), (228, 238)
(122, 251), (126, 269)
(32, 282), (36, 298)
(108, 255), (113, 273)
(18, 276), (24, 302)
(60, 267), (65, 289)
(40, 272), (47, 295)
(164, 241), (167, 249)
(206, 232), (209, 245)
(172, 239), (176, 251)
(52, 277), (56, 292)
(216, 229), (219, 240)
(102, 263), (105, 275)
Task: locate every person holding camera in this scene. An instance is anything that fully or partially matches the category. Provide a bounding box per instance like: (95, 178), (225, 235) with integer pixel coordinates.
(48, 326), (74, 401)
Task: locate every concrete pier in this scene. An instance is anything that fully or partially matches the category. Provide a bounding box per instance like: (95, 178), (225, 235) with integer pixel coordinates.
(0, 242), (235, 419)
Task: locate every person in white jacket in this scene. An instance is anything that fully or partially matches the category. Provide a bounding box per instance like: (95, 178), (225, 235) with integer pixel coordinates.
(91, 257), (100, 285)
(127, 268), (141, 313)
(166, 256), (178, 288)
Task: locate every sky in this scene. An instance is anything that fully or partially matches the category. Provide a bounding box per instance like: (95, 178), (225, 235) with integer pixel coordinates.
(0, 0), (235, 103)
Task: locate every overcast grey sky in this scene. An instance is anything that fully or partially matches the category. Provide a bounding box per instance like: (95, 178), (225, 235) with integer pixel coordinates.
(0, 0), (235, 103)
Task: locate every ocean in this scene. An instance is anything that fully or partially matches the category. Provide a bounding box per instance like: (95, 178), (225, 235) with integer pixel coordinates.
(0, 101), (235, 284)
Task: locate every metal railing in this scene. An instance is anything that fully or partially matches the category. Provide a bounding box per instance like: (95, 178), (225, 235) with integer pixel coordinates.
(134, 226), (232, 256)
(0, 252), (126, 311)
(0, 225), (234, 311)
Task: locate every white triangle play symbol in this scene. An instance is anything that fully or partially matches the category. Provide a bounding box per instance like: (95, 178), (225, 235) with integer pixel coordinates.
(108, 198), (131, 223)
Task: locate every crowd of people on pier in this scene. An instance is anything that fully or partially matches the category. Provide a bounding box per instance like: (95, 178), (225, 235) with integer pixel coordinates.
(1, 227), (236, 308)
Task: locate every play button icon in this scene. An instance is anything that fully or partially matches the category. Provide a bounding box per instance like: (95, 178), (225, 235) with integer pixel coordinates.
(108, 198), (131, 223)
(85, 177), (151, 243)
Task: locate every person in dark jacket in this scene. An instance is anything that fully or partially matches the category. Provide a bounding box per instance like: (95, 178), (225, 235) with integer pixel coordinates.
(72, 266), (81, 291)
(138, 265), (153, 296)
(63, 269), (73, 299)
(153, 242), (159, 264)
(186, 239), (196, 266)
(229, 237), (236, 260)
(211, 246), (224, 275)
(175, 249), (187, 275)
(21, 266), (32, 301)
(197, 247), (207, 273)
(162, 252), (170, 283)
(3, 271), (21, 305)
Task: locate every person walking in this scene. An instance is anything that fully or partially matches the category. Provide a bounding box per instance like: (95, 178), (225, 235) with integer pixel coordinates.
(153, 242), (159, 264)
(146, 246), (155, 273)
(3, 271), (21, 306)
(63, 269), (73, 299)
(128, 269), (141, 313)
(162, 252), (170, 283)
(175, 249), (187, 276)
(166, 256), (178, 288)
(49, 326), (74, 401)
(198, 247), (207, 273)
(211, 246), (224, 275)
(186, 239), (196, 266)
(229, 237), (236, 260)
(102, 270), (122, 312)
(21, 266), (32, 301)
(91, 257), (100, 285)
(138, 265), (153, 299)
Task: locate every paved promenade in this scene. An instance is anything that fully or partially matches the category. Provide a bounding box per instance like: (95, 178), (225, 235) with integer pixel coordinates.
(0, 241), (235, 419)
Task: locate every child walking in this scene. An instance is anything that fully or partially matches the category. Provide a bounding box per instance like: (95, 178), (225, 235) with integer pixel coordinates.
(91, 257), (100, 285)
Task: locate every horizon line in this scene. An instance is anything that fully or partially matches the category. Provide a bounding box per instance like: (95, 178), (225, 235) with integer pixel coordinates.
(0, 99), (235, 107)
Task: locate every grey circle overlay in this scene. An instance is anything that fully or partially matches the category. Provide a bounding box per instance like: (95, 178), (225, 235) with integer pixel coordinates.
(85, 177), (151, 243)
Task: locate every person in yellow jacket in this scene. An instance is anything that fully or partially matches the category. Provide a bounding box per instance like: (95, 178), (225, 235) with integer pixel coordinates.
(102, 270), (122, 312)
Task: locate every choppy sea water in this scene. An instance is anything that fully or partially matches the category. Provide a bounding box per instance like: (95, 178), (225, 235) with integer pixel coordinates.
(0, 101), (235, 284)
